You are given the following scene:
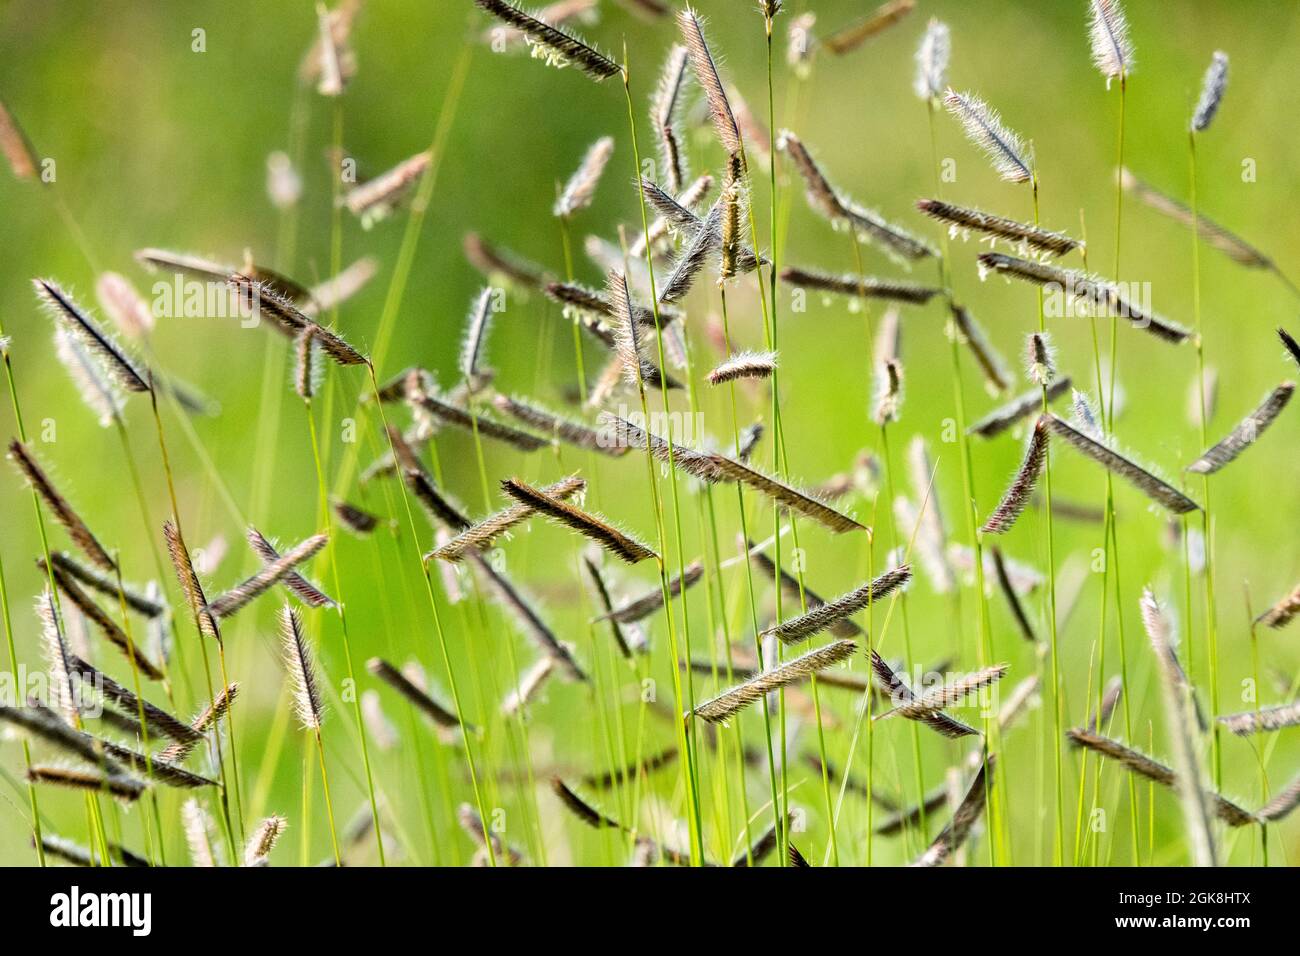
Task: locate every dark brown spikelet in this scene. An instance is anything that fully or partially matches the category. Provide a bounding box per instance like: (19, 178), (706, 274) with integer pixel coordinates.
(1045, 414), (1200, 514)
(787, 843), (811, 867)
(545, 280), (681, 333)
(1065, 729), (1255, 828)
(46, 562), (164, 681)
(475, 0), (621, 80)
(467, 550), (588, 682)
(1277, 328), (1300, 371)
(778, 131), (933, 262)
(45, 552), (165, 618)
(66, 655), (200, 745)
(493, 394), (629, 457)
(761, 567), (909, 644)
(917, 198), (1080, 257)
(463, 232), (550, 290)
(582, 555), (635, 658)
(305, 321), (367, 367)
(333, 499), (380, 535)
(712, 454), (866, 534)
(40, 834), (151, 868)
(869, 652), (978, 739)
(691, 640), (858, 723)
(910, 756), (994, 867)
(780, 266), (941, 305)
(1217, 700), (1300, 736)
(206, 533), (329, 619)
(163, 520), (221, 643)
(978, 252), (1191, 344)
(33, 279), (150, 393)
(658, 204), (722, 304)
(0, 703), (126, 773)
(608, 270), (679, 391)
(595, 560), (704, 625)
(821, 0), (916, 55)
(651, 44), (692, 191)
(581, 747), (678, 790)
(28, 765), (145, 801)
(8, 440), (116, 573)
(878, 663), (1009, 721)
(554, 136), (614, 219)
(280, 606), (323, 730)
(981, 418), (1049, 534)
(596, 412), (725, 482)
(731, 817), (785, 867)
(157, 682), (239, 764)
(677, 7), (742, 157)
(226, 273), (311, 337)
(247, 526), (336, 608)
(1121, 169), (1273, 271)
(367, 658), (473, 732)
(949, 302), (1011, 394)
(343, 151), (434, 225)
(967, 377), (1071, 438)
(749, 545), (862, 639)
(1083, 675), (1125, 735)
(294, 326), (319, 399)
(501, 478), (657, 563)
(1185, 382), (1294, 475)
(94, 739), (217, 789)
(413, 392), (549, 452)
(405, 470), (472, 532)
(551, 777), (622, 829)
(426, 474), (587, 562)
(991, 546), (1037, 642)
(1255, 581), (1300, 630)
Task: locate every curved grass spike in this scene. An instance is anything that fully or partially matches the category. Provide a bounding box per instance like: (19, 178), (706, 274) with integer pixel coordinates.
(33, 279), (149, 393)
(500, 477), (657, 563)
(1044, 414), (1199, 514)
(691, 640), (858, 724)
(426, 473), (587, 562)
(1185, 382), (1293, 475)
(910, 755), (995, 866)
(475, 0), (621, 80)
(981, 418), (1049, 534)
(762, 567), (909, 644)
(8, 440), (116, 573)
(917, 198), (1081, 258)
(779, 266), (941, 305)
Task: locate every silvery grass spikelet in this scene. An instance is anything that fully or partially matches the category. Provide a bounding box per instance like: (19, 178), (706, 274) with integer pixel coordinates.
(280, 606), (323, 730)
(916, 199), (1081, 258)
(913, 18), (949, 101)
(1185, 382), (1293, 474)
(34, 279), (150, 393)
(54, 327), (123, 427)
(944, 89), (1032, 184)
(554, 136), (614, 219)
(677, 6), (742, 158)
(650, 45), (691, 192)
(459, 287), (495, 387)
(1191, 51), (1229, 132)
(707, 349), (777, 385)
(1087, 0), (1134, 87)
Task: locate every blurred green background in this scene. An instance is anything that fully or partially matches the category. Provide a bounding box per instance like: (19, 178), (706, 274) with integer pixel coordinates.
(1, 0), (1298, 866)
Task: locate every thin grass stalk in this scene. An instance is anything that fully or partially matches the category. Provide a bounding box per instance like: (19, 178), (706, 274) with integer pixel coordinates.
(623, 57), (705, 864)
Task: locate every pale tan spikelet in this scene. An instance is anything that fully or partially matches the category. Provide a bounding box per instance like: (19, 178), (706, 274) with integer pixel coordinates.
(476, 0), (621, 80)
(95, 272), (155, 340)
(459, 287), (496, 387)
(207, 533), (328, 619)
(157, 683), (239, 764)
(762, 567), (909, 644)
(1187, 365), (1218, 429)
(1087, 0), (1134, 85)
(677, 7), (742, 157)
(691, 640), (857, 724)
(247, 527), (336, 608)
(1141, 587), (1218, 863)
(304, 256), (378, 315)
(28, 765), (145, 801)
(910, 756), (994, 866)
(501, 656), (556, 716)
(344, 151), (432, 227)
(917, 198), (1080, 258)
(1120, 168), (1272, 270)
(464, 232), (551, 290)
(551, 777), (624, 829)
(1255, 581), (1300, 630)
(299, 0), (360, 86)
(243, 815), (288, 866)
(1256, 775), (1300, 823)
(37, 589), (77, 724)
(426, 474), (586, 562)
(949, 302), (1011, 394)
(707, 350), (777, 386)
(0, 96), (40, 180)
(1191, 51), (1228, 133)
(182, 799), (220, 867)
(280, 606), (323, 729)
(913, 17), (950, 100)
(294, 326), (320, 399)
(944, 89), (1032, 184)
(467, 550), (587, 682)
(162, 520), (221, 643)
(1045, 414), (1199, 513)
(749, 545), (862, 639)
(53, 327), (123, 427)
(501, 478), (656, 563)
(266, 149), (302, 210)
(981, 418), (1049, 534)
(821, 0), (915, 55)
(1185, 382), (1293, 475)
(878, 663), (1008, 721)
(457, 802), (525, 866)
(595, 560), (704, 625)
(779, 266), (941, 304)
(1084, 675), (1125, 734)
(493, 394), (628, 457)
(608, 270), (678, 391)
(967, 377), (1071, 438)
(1217, 700), (1300, 737)
(555, 136), (614, 219)
(413, 392), (550, 452)
(905, 437), (953, 592)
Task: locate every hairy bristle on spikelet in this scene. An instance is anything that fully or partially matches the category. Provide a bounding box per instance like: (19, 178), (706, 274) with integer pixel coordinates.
(677, 7), (742, 156)
(206, 533), (329, 619)
(426, 474), (587, 562)
(280, 606), (323, 729)
(691, 639), (857, 723)
(1045, 414), (1200, 513)
(944, 89), (1032, 184)
(476, 0), (621, 80)
(762, 567), (909, 644)
(500, 477), (657, 563)
(981, 418), (1049, 534)
(34, 279), (150, 393)
(1087, 0), (1134, 85)
(1185, 382), (1293, 474)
